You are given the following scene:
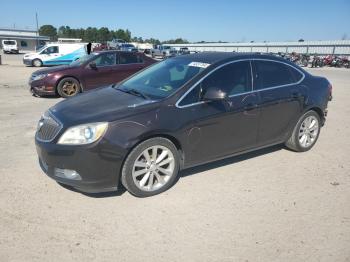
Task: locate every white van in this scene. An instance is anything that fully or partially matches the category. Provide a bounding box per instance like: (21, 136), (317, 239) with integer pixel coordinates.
(2, 39), (19, 54)
(23, 43), (87, 67)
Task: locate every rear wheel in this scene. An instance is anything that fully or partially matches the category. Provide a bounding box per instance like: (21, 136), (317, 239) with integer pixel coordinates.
(57, 77), (81, 98)
(285, 110), (321, 152)
(32, 59), (43, 67)
(121, 137), (180, 197)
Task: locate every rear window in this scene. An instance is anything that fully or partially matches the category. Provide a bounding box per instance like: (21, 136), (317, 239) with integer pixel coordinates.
(4, 40), (16, 45)
(118, 52), (140, 64)
(254, 60), (301, 90)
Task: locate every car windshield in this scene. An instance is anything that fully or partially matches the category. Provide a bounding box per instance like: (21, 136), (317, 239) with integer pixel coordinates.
(116, 58), (207, 99)
(36, 45), (47, 52)
(70, 53), (97, 66)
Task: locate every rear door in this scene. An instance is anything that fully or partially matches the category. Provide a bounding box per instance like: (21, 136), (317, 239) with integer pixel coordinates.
(252, 60), (305, 145)
(83, 52), (116, 90)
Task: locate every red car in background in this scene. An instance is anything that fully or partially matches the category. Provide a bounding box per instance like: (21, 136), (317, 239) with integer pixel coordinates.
(29, 51), (156, 98)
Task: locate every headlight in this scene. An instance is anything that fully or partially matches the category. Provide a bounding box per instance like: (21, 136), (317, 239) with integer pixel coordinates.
(32, 73), (48, 81)
(58, 122), (108, 145)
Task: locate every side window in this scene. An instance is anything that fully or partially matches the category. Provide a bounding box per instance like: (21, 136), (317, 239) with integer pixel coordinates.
(178, 61), (252, 107)
(93, 53), (115, 66)
(21, 41), (28, 47)
(118, 53), (139, 64)
(42, 46), (59, 54)
(178, 85), (202, 106)
(289, 67), (303, 82)
(254, 61), (297, 90)
(48, 46), (59, 53)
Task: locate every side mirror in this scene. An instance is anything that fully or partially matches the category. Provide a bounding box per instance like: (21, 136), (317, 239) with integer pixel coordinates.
(203, 86), (228, 101)
(89, 62), (97, 70)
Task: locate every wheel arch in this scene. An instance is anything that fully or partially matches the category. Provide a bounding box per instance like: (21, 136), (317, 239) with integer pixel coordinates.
(303, 106), (325, 125)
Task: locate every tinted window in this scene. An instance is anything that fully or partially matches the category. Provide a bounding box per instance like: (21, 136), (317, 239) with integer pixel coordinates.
(93, 53), (115, 66)
(255, 61), (297, 89)
(119, 53), (139, 64)
(289, 66), (303, 82)
(4, 40), (16, 45)
(178, 61), (252, 106)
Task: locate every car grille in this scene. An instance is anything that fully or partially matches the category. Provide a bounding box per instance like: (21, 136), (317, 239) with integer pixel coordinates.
(36, 112), (62, 142)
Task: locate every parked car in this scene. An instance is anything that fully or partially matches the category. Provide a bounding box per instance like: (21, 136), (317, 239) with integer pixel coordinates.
(29, 51), (156, 98)
(119, 43), (138, 52)
(35, 52), (332, 197)
(1, 39), (19, 54)
(151, 45), (177, 58)
(23, 43), (87, 67)
(179, 47), (190, 55)
(107, 38), (126, 49)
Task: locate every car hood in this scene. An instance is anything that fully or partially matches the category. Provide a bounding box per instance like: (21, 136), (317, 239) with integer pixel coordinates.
(33, 65), (77, 75)
(50, 86), (158, 126)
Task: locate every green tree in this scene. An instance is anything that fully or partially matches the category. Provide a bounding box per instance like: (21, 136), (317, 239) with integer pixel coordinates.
(39, 25), (57, 41)
(97, 27), (110, 43)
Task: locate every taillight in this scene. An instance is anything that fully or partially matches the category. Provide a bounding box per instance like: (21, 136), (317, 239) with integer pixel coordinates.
(328, 83), (333, 101)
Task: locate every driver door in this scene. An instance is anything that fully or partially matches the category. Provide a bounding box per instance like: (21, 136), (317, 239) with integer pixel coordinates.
(177, 61), (260, 165)
(40, 46), (59, 65)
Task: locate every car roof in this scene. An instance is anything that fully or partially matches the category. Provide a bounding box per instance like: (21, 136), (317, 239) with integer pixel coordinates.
(174, 52), (289, 65)
(94, 50), (138, 54)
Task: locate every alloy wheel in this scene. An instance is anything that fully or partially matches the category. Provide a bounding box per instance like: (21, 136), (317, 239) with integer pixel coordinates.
(62, 81), (78, 96)
(298, 115), (319, 148)
(132, 145), (175, 191)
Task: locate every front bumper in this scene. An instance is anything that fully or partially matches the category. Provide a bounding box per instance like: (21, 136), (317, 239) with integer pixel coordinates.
(29, 78), (56, 96)
(35, 137), (124, 193)
(23, 58), (32, 65)
(30, 85), (56, 96)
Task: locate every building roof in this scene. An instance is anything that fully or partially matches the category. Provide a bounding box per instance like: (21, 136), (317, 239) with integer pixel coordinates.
(0, 27), (50, 40)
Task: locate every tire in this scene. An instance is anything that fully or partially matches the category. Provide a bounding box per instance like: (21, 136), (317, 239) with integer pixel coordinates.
(121, 137), (180, 197)
(151, 52), (155, 58)
(32, 59), (43, 67)
(285, 110), (321, 152)
(56, 77), (81, 98)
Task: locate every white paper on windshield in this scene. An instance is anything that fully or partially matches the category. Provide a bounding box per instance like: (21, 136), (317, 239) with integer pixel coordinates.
(188, 62), (210, 68)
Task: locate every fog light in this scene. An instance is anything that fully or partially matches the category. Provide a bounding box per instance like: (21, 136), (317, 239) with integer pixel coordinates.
(54, 168), (81, 180)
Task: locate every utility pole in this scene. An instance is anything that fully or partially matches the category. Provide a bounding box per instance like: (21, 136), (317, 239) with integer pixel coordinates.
(35, 12), (39, 49)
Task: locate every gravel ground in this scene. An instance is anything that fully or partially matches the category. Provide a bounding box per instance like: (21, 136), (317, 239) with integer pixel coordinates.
(0, 54), (349, 262)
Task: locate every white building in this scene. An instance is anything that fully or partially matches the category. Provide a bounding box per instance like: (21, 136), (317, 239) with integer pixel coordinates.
(0, 28), (49, 52)
(168, 40), (350, 55)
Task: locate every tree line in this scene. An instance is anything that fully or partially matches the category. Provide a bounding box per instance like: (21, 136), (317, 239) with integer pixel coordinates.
(39, 25), (189, 45)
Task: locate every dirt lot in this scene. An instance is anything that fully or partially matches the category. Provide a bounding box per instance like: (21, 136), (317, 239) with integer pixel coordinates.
(0, 54), (349, 262)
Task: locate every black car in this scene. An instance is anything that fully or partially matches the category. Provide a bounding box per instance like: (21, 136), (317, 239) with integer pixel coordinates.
(35, 52), (332, 197)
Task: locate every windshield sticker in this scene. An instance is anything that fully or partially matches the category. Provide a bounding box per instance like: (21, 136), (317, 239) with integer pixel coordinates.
(188, 62), (210, 68)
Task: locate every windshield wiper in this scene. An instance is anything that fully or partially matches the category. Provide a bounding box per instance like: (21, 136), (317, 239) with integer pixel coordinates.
(117, 88), (149, 100)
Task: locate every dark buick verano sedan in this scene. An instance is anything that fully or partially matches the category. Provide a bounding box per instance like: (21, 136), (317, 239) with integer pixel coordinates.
(35, 52), (332, 197)
(29, 51), (155, 98)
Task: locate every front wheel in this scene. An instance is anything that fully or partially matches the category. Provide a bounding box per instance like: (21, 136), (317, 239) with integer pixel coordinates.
(56, 77), (81, 98)
(32, 59), (43, 67)
(121, 138), (180, 197)
(285, 110), (321, 152)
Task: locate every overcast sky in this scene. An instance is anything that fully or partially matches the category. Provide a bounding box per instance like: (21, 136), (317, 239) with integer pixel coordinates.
(1, 0), (349, 42)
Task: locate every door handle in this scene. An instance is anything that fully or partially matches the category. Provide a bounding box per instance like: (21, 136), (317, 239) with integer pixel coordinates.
(244, 103), (258, 111)
(291, 92), (302, 99)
